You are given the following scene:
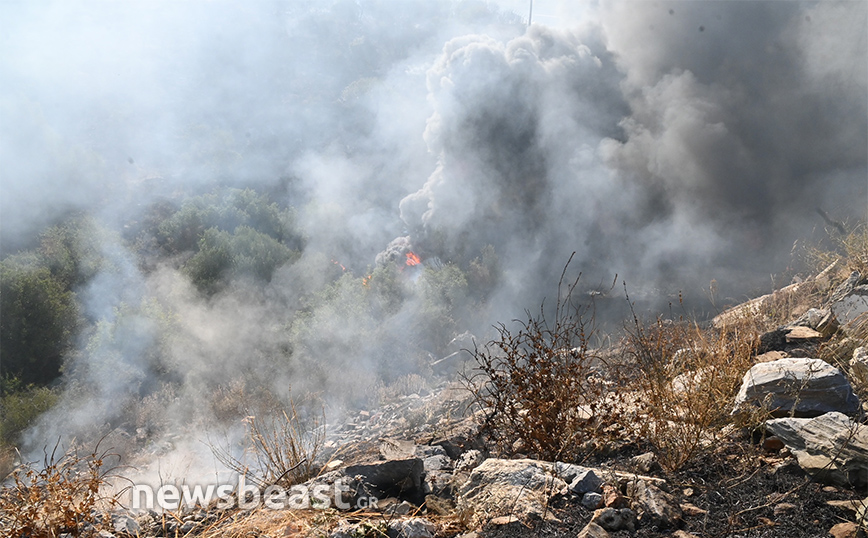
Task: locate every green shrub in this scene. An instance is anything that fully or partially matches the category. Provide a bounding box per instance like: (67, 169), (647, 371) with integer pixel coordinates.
(0, 383), (58, 445)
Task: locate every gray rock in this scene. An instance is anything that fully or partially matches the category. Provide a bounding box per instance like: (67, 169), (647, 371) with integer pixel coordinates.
(457, 458), (568, 525)
(789, 308), (839, 337)
(627, 480), (682, 529)
(831, 277), (868, 326)
(764, 411), (868, 486)
(582, 491), (604, 510)
(415, 444), (448, 459)
(423, 454), (451, 472)
(568, 468), (603, 495)
(590, 507), (636, 532)
(630, 452), (660, 474)
(345, 458), (425, 504)
(423, 469), (454, 497)
(454, 449), (484, 472)
(732, 358), (860, 418)
(111, 514), (141, 536)
(380, 439), (417, 460)
(387, 518), (436, 538)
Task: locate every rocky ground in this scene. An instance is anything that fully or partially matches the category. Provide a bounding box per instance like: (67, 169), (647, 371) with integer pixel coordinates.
(5, 263), (868, 538)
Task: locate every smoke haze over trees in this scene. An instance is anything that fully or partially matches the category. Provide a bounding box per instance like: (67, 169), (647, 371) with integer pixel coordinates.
(0, 0), (865, 475)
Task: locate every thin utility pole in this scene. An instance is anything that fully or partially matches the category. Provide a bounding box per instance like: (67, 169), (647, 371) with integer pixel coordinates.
(528, 0), (533, 26)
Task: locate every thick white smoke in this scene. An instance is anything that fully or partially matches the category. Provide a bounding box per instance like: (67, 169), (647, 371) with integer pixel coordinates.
(1, 1), (865, 477)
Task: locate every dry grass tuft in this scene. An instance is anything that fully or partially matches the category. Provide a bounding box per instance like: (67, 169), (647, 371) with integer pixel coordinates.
(212, 396), (325, 489)
(620, 310), (758, 470)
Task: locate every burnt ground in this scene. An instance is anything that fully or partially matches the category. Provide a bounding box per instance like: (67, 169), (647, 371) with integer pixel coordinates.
(469, 435), (865, 538)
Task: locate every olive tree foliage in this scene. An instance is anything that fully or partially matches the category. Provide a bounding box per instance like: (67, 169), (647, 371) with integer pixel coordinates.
(152, 188), (304, 294)
(0, 217), (104, 387)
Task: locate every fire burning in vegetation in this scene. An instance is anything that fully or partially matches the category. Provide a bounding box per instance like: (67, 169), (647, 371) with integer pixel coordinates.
(405, 252), (421, 266)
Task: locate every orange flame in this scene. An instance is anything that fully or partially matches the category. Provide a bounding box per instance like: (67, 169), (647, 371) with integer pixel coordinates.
(405, 252), (421, 266)
(331, 259), (347, 271)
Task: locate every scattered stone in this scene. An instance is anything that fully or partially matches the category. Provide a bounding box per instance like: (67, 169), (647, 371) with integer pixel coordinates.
(631, 451), (660, 474)
(764, 411), (868, 486)
(680, 502), (708, 517)
(732, 358), (860, 418)
(380, 439), (417, 460)
(582, 491), (604, 509)
(111, 514), (141, 536)
(627, 479), (682, 529)
(568, 468), (603, 495)
(772, 502), (796, 516)
(850, 347), (868, 387)
(789, 307), (839, 337)
(422, 454), (451, 472)
(415, 444), (449, 459)
(829, 521), (865, 538)
(602, 483), (630, 508)
(784, 325), (823, 343)
(455, 450), (484, 473)
(831, 276), (868, 326)
(577, 521), (610, 538)
(423, 468), (454, 497)
(755, 350), (788, 363)
(590, 507), (636, 532)
(388, 517), (436, 538)
(762, 436), (785, 451)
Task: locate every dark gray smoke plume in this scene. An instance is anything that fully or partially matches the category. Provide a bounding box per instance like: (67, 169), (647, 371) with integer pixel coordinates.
(0, 0), (865, 479)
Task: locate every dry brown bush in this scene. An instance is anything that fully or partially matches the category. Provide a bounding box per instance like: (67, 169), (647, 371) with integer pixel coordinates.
(619, 309), (758, 470)
(461, 257), (620, 461)
(0, 440), (123, 538)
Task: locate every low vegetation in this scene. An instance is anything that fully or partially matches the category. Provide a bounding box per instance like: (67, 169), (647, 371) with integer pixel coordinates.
(0, 441), (122, 538)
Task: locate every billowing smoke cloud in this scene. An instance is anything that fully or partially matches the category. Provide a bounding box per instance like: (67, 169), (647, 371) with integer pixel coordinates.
(1, 0), (865, 477)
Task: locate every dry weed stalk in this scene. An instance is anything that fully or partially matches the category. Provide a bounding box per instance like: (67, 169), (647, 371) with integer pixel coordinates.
(0, 439), (123, 538)
(212, 397), (325, 489)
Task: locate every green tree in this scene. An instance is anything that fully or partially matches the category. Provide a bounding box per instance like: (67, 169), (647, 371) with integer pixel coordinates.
(0, 260), (79, 386)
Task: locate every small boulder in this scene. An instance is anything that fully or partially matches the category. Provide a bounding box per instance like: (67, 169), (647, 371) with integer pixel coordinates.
(456, 459), (567, 525)
(732, 358), (860, 418)
(764, 411), (868, 486)
(344, 458), (426, 505)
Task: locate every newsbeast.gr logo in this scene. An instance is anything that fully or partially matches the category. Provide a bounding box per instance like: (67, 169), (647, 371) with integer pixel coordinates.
(130, 476), (377, 511)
